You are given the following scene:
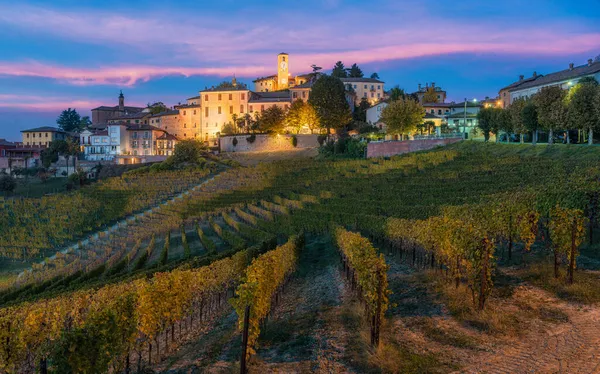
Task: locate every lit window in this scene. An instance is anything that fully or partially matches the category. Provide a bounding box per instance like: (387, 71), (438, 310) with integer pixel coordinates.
(218, 94), (222, 100)
(229, 94), (232, 100)
(241, 93), (245, 100)
(205, 108), (209, 117)
(183, 111), (186, 115)
(240, 105), (244, 113)
(230, 106), (233, 114)
(205, 95), (208, 101)
(218, 107), (222, 114)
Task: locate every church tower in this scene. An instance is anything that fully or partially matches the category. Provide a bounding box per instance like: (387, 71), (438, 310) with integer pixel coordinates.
(277, 53), (289, 90)
(118, 90), (125, 112)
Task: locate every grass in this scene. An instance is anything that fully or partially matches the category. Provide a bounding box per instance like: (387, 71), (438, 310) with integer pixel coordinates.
(522, 263), (600, 304)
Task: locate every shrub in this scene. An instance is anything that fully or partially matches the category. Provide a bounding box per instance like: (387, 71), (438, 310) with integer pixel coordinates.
(292, 135), (298, 147)
(246, 134), (256, 143)
(0, 175), (16, 193)
(232, 137), (238, 147)
(317, 135), (327, 146)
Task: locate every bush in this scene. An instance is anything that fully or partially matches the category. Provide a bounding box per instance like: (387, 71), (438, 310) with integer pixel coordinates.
(246, 134), (256, 143)
(317, 135), (327, 146)
(292, 135), (298, 147)
(232, 137), (238, 147)
(0, 175), (16, 193)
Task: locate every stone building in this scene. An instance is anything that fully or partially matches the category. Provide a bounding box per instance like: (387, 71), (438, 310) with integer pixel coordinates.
(21, 126), (67, 147)
(91, 91), (145, 124)
(342, 77), (385, 105)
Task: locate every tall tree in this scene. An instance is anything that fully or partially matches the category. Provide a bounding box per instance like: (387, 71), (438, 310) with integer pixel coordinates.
(303, 103), (320, 134)
(308, 75), (352, 134)
(476, 107), (494, 142)
(259, 106), (287, 134)
(495, 109), (512, 142)
(353, 98), (371, 122)
(286, 100), (306, 134)
(347, 63), (364, 78)
(380, 97), (424, 138)
(80, 116), (92, 129)
(331, 61), (348, 78)
(533, 86), (568, 145)
(508, 97), (528, 143)
(57, 108), (82, 132)
(522, 101), (540, 145)
(567, 79), (599, 144)
(370, 72), (380, 80)
(388, 86), (406, 101)
(422, 87), (439, 103)
(41, 139), (69, 168)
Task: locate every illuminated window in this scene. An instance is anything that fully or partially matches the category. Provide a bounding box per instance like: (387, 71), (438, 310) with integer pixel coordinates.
(240, 105), (244, 113)
(218, 107), (222, 114)
(249, 105), (253, 112)
(218, 94), (222, 100)
(205, 108), (209, 117)
(229, 94), (232, 100)
(205, 95), (208, 101)
(183, 111), (186, 115)
(241, 93), (246, 100)
(230, 106), (233, 114)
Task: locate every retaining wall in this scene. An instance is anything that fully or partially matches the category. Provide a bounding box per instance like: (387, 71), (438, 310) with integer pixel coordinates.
(366, 138), (463, 158)
(220, 134), (319, 153)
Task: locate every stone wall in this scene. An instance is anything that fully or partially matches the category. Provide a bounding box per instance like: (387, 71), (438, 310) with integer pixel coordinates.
(366, 137), (462, 158)
(220, 134), (319, 153)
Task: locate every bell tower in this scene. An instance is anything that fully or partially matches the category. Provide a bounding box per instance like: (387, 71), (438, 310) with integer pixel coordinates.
(277, 53), (289, 90)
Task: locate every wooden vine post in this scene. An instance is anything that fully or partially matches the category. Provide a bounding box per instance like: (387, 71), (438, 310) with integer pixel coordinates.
(240, 305), (251, 374)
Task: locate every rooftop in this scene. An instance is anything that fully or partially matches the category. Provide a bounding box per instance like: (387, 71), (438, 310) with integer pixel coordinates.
(150, 109), (180, 118)
(0, 138), (16, 146)
(91, 105), (145, 112)
(157, 133), (179, 141)
(340, 77), (384, 83)
(21, 126), (66, 133)
(126, 124), (164, 132)
(501, 59), (600, 92)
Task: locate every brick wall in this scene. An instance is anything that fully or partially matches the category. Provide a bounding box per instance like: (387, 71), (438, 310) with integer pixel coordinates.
(220, 134), (319, 153)
(366, 138), (462, 158)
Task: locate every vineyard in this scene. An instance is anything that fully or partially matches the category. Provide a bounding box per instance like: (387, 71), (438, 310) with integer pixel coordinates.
(2, 142), (600, 373)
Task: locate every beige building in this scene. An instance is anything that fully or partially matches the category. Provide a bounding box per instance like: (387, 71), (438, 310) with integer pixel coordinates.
(342, 77), (385, 105)
(174, 96), (202, 140)
(21, 126), (67, 147)
(253, 53), (311, 92)
(200, 84), (251, 143)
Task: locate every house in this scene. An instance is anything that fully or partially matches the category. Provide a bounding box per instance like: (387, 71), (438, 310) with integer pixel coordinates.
(21, 126), (67, 147)
(91, 91), (145, 124)
(423, 102), (451, 118)
(447, 100), (482, 136)
(341, 77), (385, 105)
(499, 58), (600, 107)
(413, 83), (447, 104)
(156, 133), (178, 156)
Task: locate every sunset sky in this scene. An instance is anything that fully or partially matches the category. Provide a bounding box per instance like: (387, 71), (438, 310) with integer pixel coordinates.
(1, 0), (599, 139)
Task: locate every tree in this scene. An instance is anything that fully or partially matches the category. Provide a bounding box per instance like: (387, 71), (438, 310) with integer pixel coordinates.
(476, 107), (495, 142)
(259, 106), (286, 134)
(388, 86), (405, 101)
(422, 87), (439, 104)
(57, 108), (82, 132)
(221, 123), (236, 135)
(380, 97), (424, 138)
(534, 86), (568, 145)
(308, 64), (323, 83)
(286, 100), (306, 134)
(80, 116), (92, 129)
(522, 101), (540, 144)
(595, 86), (600, 135)
(347, 63), (364, 78)
(308, 75), (352, 134)
(148, 102), (168, 115)
(41, 139), (69, 168)
(567, 79), (599, 144)
(370, 73), (380, 80)
(331, 61), (348, 78)
(353, 98), (371, 122)
(303, 103), (320, 134)
(0, 175), (16, 194)
(508, 97), (528, 143)
(170, 139), (207, 165)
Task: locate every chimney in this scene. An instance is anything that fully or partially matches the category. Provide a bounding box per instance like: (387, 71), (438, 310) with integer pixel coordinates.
(588, 59), (593, 66)
(569, 63), (574, 70)
(519, 75), (524, 81)
(533, 71), (537, 78)
(418, 83), (422, 90)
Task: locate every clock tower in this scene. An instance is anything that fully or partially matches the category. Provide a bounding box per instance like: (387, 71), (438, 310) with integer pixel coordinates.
(277, 53), (289, 89)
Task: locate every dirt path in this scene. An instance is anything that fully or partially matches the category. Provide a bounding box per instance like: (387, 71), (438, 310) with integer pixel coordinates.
(461, 287), (600, 374)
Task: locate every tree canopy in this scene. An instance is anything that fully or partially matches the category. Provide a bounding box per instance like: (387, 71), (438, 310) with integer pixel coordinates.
(169, 139), (207, 165)
(388, 86), (406, 101)
(422, 87), (439, 103)
(258, 106), (287, 134)
(380, 98), (424, 136)
(370, 73), (380, 80)
(567, 79), (599, 143)
(533, 86), (568, 143)
(347, 63), (364, 78)
(56, 108), (82, 132)
(308, 75), (352, 134)
(331, 61), (347, 78)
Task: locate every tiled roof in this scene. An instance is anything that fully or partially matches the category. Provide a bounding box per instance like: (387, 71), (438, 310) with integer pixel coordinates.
(21, 126), (66, 133)
(447, 112), (479, 119)
(423, 113), (440, 119)
(508, 61), (600, 92)
(114, 111), (150, 120)
(150, 110), (179, 118)
(201, 85), (250, 92)
(253, 75), (277, 82)
(340, 77), (384, 83)
(0, 138), (16, 146)
(292, 81), (314, 89)
(423, 102), (452, 107)
(91, 105), (145, 112)
(187, 95), (200, 100)
(157, 133), (179, 141)
(126, 124), (164, 132)
(449, 101), (482, 108)
(248, 91), (291, 103)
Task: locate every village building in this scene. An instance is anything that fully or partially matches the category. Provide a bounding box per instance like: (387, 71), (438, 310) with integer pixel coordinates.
(91, 91), (145, 124)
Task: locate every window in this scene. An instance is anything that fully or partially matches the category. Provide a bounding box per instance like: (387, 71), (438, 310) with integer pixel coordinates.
(293, 92), (297, 99)
(183, 111), (186, 115)
(205, 95), (208, 101)
(364, 85), (367, 89)
(364, 92), (367, 98)
(353, 84), (357, 89)
(249, 105), (253, 112)
(194, 123), (197, 128)
(218, 94), (222, 100)
(438, 109), (442, 115)
(193, 110), (196, 115)
(377, 85), (381, 89)
(229, 94), (232, 100)
(45, 133), (48, 138)
(32, 133), (36, 138)
(371, 85), (374, 90)
(26, 133), (30, 138)
(302, 92), (306, 98)
(261, 105), (265, 112)
(241, 93), (245, 100)
(377, 93), (381, 98)
(431, 109), (434, 113)
(218, 106), (222, 114)
(205, 107), (209, 117)
(437, 95), (440, 99)
(230, 106), (233, 114)
(371, 93), (374, 98)
(184, 133), (186, 137)
(184, 123), (187, 128)
(240, 105), (244, 113)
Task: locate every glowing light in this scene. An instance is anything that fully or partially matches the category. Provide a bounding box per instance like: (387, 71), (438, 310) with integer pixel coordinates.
(472, 98), (477, 103)
(568, 81), (573, 86)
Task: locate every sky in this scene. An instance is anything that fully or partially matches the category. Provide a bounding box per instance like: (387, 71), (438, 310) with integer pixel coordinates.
(0, 0), (599, 140)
